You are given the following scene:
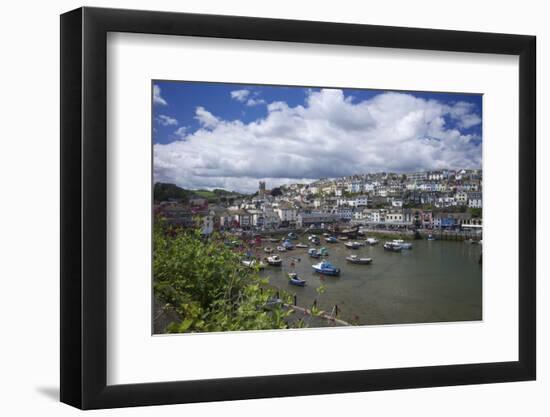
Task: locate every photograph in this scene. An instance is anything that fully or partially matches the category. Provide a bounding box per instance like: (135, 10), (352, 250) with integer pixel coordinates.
(152, 81), (483, 334)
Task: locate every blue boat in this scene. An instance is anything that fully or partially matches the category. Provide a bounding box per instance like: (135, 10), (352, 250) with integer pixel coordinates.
(288, 273), (306, 287)
(308, 248), (321, 258)
(312, 260), (341, 276)
(282, 239), (294, 250)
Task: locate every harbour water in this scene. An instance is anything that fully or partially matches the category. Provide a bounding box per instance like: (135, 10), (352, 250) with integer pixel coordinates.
(259, 239), (482, 326)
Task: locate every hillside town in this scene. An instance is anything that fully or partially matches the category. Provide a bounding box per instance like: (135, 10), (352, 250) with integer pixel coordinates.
(155, 168), (483, 237)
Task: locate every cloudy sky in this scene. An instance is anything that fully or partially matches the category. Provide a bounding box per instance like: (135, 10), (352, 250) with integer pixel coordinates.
(153, 81), (482, 194)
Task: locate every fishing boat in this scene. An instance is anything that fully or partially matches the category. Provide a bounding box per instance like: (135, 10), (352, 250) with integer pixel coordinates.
(325, 236), (338, 243)
(282, 240), (294, 250)
(312, 260), (341, 276)
(346, 254), (373, 264)
(365, 237), (379, 245)
(427, 234), (436, 241)
(344, 241), (361, 249)
(383, 241), (402, 252)
(264, 246), (274, 253)
(266, 255), (283, 266)
(288, 273), (306, 287)
(295, 242), (308, 248)
(392, 239), (412, 249)
(318, 247), (329, 256)
(308, 248), (321, 258)
(277, 246), (286, 252)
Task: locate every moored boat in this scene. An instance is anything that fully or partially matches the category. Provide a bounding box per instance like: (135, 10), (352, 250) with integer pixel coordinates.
(346, 254), (373, 264)
(392, 239), (412, 249)
(365, 237), (379, 245)
(312, 260), (341, 276)
(266, 255), (282, 266)
(383, 241), (402, 252)
(325, 236), (338, 243)
(318, 247), (329, 256)
(288, 272), (306, 287)
(241, 259), (266, 269)
(287, 232), (298, 240)
(308, 248), (321, 258)
(295, 242), (308, 248)
(344, 241), (361, 249)
(264, 246), (274, 253)
(338, 236), (349, 241)
(277, 246), (286, 252)
(282, 240), (294, 250)
(427, 234), (436, 241)
(308, 235), (320, 245)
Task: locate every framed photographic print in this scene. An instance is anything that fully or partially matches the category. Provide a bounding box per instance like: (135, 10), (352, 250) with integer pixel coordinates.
(60, 7), (536, 410)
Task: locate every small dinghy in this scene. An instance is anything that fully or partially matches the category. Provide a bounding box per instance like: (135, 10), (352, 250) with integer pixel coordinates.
(264, 246), (274, 253)
(277, 246), (286, 252)
(241, 259), (266, 269)
(325, 236), (338, 243)
(266, 255), (282, 266)
(346, 254), (373, 265)
(308, 248), (321, 258)
(344, 241), (361, 249)
(288, 272), (306, 287)
(295, 242), (308, 248)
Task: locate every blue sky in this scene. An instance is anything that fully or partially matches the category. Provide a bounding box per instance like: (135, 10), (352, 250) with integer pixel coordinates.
(153, 81), (482, 193)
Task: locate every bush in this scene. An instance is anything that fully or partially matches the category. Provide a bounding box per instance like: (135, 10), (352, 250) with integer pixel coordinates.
(153, 220), (293, 333)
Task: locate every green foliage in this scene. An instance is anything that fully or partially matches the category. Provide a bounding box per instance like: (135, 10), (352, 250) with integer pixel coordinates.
(153, 182), (194, 202)
(469, 207), (482, 218)
(154, 182), (246, 203)
(154, 220), (294, 333)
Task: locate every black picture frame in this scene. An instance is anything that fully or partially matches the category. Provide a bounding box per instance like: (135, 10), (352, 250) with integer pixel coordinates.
(60, 6), (536, 410)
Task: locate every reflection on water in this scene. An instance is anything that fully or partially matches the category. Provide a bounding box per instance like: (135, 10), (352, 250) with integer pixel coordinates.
(260, 239), (482, 326)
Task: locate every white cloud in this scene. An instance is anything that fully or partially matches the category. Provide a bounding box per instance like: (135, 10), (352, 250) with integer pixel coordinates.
(156, 114), (178, 126)
(230, 89), (250, 102)
(174, 126), (187, 139)
(154, 89), (481, 193)
(153, 85), (168, 106)
(194, 106), (220, 129)
(246, 98), (266, 106)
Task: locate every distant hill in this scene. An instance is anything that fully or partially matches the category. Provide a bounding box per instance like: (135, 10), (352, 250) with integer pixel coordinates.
(154, 183), (246, 203)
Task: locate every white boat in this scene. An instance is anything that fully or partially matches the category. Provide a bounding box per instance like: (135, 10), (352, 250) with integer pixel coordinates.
(277, 246), (286, 252)
(241, 259), (266, 269)
(365, 237), (379, 245)
(384, 241), (402, 252)
(295, 242), (308, 248)
(266, 255), (282, 266)
(346, 254), (373, 264)
(264, 246), (274, 253)
(344, 241), (360, 249)
(392, 239), (412, 249)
